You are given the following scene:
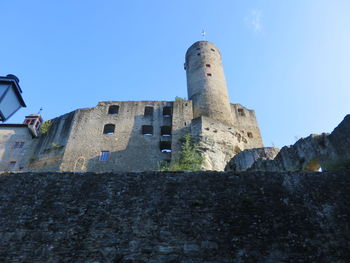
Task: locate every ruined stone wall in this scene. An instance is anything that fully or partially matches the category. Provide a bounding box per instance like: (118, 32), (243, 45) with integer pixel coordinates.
(231, 103), (263, 148)
(28, 111), (76, 172)
(0, 125), (33, 171)
(60, 101), (180, 172)
(0, 171), (349, 262)
(171, 99), (193, 161)
(191, 105), (264, 171)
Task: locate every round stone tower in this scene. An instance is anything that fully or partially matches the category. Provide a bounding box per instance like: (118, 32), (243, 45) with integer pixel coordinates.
(185, 41), (234, 125)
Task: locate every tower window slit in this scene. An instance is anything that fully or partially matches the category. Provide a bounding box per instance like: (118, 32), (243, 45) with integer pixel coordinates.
(207, 73), (212, 77)
(238, 108), (245, 117)
(206, 64), (211, 68)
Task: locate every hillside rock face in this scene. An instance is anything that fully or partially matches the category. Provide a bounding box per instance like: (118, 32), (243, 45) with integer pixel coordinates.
(227, 115), (350, 172)
(0, 171), (349, 262)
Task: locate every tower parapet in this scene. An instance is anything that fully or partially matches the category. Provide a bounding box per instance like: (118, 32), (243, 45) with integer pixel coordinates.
(185, 41), (233, 125)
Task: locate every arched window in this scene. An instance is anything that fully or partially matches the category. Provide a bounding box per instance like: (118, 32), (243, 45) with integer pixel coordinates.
(108, 105), (119, 114)
(103, 124), (115, 134)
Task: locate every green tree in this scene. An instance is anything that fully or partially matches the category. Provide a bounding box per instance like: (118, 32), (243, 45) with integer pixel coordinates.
(160, 134), (203, 171)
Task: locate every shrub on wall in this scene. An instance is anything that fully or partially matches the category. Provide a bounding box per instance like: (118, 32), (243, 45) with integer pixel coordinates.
(160, 134), (203, 171)
(40, 120), (52, 134)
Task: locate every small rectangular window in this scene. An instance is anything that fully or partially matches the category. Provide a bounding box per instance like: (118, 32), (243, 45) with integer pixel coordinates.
(160, 141), (172, 153)
(144, 106), (154, 117)
(142, 125), (153, 136)
(238, 108), (245, 117)
(247, 132), (253, 138)
(207, 73), (212, 77)
(163, 106), (172, 117)
(211, 48), (215, 52)
(161, 126), (172, 136)
(108, 105), (119, 114)
(206, 64), (211, 68)
(99, 151), (110, 161)
(197, 53), (200, 56)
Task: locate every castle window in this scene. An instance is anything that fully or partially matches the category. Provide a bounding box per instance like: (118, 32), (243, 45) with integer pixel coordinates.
(108, 105), (119, 114)
(144, 106), (154, 117)
(142, 125), (153, 136)
(160, 141), (172, 152)
(247, 132), (253, 138)
(99, 151), (110, 161)
(103, 124), (115, 134)
(211, 48), (215, 52)
(13, 141), (24, 149)
(197, 53), (200, 56)
(161, 126), (172, 136)
(206, 64), (211, 68)
(238, 108), (245, 117)
(163, 106), (172, 117)
(207, 73), (212, 77)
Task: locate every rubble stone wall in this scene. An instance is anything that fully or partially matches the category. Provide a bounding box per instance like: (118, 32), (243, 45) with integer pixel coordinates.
(0, 171), (349, 262)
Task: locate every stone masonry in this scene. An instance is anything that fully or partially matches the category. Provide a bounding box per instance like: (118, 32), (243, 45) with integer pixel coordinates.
(0, 171), (349, 262)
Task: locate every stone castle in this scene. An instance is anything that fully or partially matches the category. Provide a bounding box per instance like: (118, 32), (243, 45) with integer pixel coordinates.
(0, 41), (264, 172)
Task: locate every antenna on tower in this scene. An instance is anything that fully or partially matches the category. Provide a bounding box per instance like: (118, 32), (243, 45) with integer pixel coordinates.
(201, 30), (206, 40)
(38, 107), (43, 115)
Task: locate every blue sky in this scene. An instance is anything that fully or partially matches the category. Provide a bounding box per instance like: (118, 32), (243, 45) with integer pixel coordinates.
(1, 0), (349, 148)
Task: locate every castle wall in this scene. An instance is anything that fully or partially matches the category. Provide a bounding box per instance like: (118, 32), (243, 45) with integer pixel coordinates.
(0, 125), (33, 171)
(231, 103), (263, 148)
(60, 101), (180, 172)
(1, 171), (349, 262)
(171, 99), (193, 161)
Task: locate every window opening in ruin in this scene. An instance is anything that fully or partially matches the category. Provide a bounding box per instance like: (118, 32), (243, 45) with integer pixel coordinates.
(161, 126), (172, 136)
(142, 125), (153, 136)
(184, 122), (187, 126)
(197, 53), (200, 56)
(247, 132), (253, 138)
(238, 108), (245, 116)
(211, 48), (215, 52)
(160, 141), (172, 153)
(206, 64), (211, 68)
(207, 73), (212, 77)
(163, 106), (172, 117)
(144, 106), (154, 117)
(99, 151), (110, 161)
(103, 124), (115, 134)
(13, 141), (25, 149)
(108, 105), (119, 114)
(9, 161), (16, 169)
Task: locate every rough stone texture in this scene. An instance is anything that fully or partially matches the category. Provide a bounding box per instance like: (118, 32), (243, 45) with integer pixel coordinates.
(0, 125), (33, 171)
(191, 116), (263, 171)
(185, 41), (234, 125)
(0, 101), (263, 172)
(0, 171), (349, 262)
(248, 115), (350, 172)
(225, 147), (280, 171)
(226, 115), (350, 172)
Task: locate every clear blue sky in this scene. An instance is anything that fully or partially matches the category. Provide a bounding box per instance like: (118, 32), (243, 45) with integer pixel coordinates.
(1, 0), (349, 148)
